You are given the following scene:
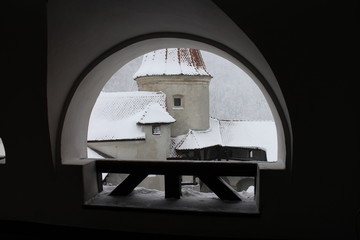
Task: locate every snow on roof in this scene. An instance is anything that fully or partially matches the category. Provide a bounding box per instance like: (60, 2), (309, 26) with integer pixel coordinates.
(88, 91), (166, 141)
(137, 103), (176, 124)
(88, 112), (145, 141)
(175, 119), (277, 162)
(133, 48), (211, 79)
(176, 118), (223, 150)
(219, 120), (277, 162)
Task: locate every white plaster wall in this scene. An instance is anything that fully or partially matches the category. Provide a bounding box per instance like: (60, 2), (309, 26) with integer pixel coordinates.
(88, 141), (144, 160)
(138, 124), (172, 160)
(88, 125), (171, 160)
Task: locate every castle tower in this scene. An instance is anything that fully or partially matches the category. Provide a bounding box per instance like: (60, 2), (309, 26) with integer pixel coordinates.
(133, 48), (212, 137)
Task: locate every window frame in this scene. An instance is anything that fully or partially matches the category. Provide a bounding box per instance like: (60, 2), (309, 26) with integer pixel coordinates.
(57, 34), (292, 214)
(152, 124), (161, 135)
(173, 95), (183, 109)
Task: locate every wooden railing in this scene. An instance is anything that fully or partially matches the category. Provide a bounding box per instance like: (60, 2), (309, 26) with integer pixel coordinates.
(96, 160), (258, 201)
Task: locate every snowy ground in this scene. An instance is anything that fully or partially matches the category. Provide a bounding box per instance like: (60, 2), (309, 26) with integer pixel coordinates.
(127, 185), (255, 202)
(85, 185), (257, 214)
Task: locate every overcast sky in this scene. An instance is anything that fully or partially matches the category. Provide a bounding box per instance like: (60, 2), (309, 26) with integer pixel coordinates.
(102, 50), (273, 121)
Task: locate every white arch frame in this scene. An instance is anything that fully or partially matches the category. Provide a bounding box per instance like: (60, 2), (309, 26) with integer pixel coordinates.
(60, 35), (291, 171)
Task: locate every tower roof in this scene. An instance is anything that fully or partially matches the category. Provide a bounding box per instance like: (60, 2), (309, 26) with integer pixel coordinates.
(137, 103), (176, 124)
(133, 48), (211, 79)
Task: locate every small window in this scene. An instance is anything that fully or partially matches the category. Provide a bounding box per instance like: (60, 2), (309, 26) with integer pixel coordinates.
(152, 125), (161, 135)
(173, 96), (183, 108)
(249, 150), (254, 158)
(174, 97), (181, 107)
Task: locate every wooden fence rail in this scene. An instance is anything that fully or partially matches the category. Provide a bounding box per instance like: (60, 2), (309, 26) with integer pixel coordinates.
(96, 160), (258, 201)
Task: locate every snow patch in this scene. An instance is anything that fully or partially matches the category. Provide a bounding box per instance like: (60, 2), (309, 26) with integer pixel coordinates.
(125, 186), (255, 202)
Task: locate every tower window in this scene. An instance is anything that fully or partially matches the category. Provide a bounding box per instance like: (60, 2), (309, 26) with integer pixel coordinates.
(173, 96), (183, 108)
(152, 125), (161, 135)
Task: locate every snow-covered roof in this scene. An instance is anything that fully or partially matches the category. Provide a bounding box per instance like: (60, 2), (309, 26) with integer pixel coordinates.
(138, 103), (176, 124)
(220, 120), (277, 162)
(88, 91), (277, 161)
(176, 118), (222, 150)
(174, 119), (277, 162)
(133, 48), (211, 79)
(88, 91), (166, 141)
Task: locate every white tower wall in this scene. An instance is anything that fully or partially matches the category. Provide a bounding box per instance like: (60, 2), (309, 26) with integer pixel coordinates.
(137, 75), (212, 136)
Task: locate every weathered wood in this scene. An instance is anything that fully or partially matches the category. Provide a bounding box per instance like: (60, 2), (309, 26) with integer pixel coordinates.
(164, 174), (181, 199)
(109, 173), (148, 196)
(198, 175), (242, 201)
(96, 160), (257, 176)
(96, 160), (258, 201)
(97, 172), (103, 192)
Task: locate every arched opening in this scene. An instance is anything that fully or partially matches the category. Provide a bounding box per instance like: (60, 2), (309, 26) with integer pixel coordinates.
(87, 47), (277, 195)
(58, 35), (292, 211)
(60, 37), (290, 169)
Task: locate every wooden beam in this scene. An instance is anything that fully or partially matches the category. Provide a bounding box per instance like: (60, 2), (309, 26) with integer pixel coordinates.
(96, 160), (258, 201)
(109, 173), (148, 196)
(97, 172), (103, 192)
(96, 160), (257, 176)
(198, 175), (241, 201)
(164, 174), (181, 199)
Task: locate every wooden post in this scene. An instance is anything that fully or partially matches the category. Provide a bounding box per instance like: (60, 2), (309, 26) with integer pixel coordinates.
(164, 174), (181, 199)
(97, 172), (103, 192)
(96, 160), (257, 201)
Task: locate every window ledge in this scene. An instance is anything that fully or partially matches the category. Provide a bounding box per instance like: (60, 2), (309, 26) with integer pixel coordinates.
(84, 185), (259, 215)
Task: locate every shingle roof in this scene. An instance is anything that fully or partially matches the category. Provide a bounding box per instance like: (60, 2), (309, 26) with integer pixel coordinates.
(137, 103), (176, 124)
(133, 48), (211, 79)
(87, 91), (166, 141)
(174, 119), (277, 162)
(176, 118), (222, 150)
(219, 120), (277, 162)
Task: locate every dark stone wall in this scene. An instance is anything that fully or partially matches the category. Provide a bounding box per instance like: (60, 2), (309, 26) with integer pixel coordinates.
(0, 1), (358, 239)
